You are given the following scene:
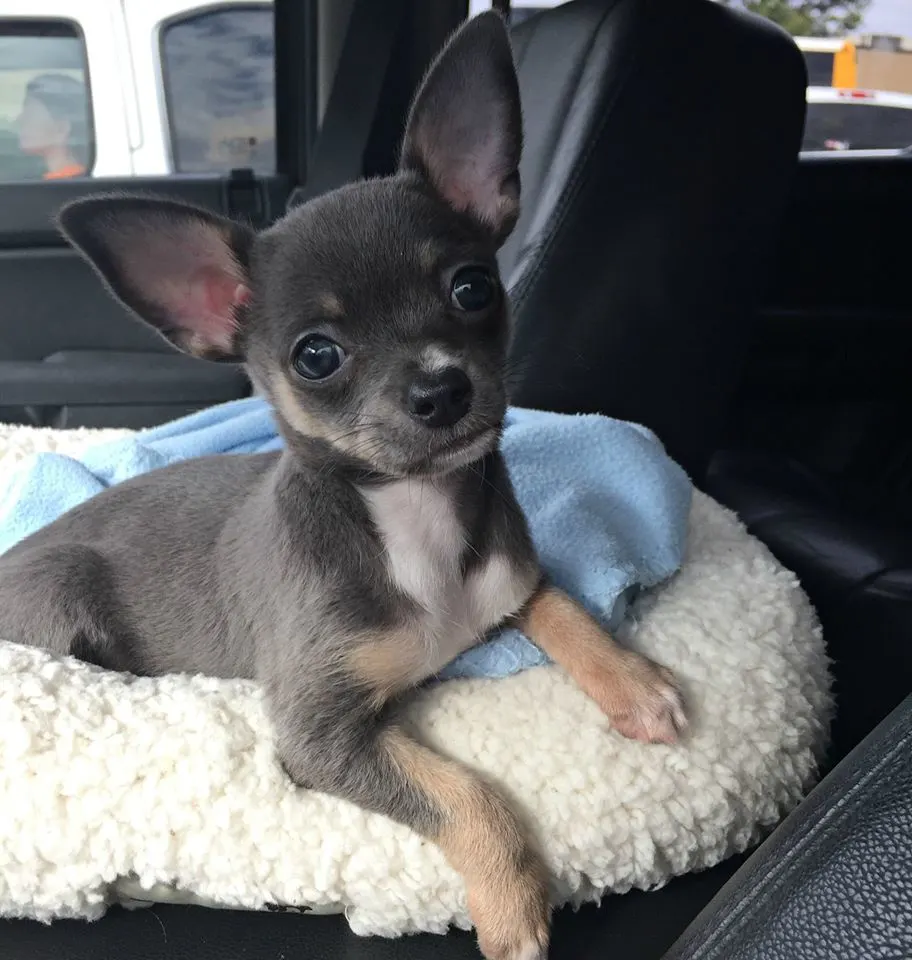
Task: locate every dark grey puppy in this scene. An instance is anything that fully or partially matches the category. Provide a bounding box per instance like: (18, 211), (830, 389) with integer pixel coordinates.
(0, 13), (684, 959)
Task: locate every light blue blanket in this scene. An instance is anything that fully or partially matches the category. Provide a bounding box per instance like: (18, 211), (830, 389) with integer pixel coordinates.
(0, 399), (692, 680)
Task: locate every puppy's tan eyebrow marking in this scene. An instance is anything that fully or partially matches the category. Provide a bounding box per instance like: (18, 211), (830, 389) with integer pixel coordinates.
(317, 292), (344, 317)
(419, 240), (441, 273)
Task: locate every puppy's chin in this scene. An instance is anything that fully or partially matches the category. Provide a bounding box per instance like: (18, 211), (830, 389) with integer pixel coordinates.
(280, 414), (500, 480)
(336, 427), (499, 479)
(405, 427), (500, 477)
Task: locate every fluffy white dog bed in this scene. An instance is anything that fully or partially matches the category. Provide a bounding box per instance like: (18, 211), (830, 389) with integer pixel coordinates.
(0, 425), (831, 937)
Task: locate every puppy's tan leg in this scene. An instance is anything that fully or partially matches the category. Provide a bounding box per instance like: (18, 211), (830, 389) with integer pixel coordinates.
(274, 684), (549, 960)
(383, 727), (550, 960)
(516, 585), (686, 744)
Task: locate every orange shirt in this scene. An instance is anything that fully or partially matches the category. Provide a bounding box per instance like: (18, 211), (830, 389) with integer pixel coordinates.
(43, 164), (86, 180)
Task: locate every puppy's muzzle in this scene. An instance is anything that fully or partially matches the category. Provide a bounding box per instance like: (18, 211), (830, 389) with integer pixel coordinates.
(406, 367), (472, 428)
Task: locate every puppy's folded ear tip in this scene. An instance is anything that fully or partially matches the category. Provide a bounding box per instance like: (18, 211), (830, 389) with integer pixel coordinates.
(56, 194), (107, 232)
(53, 193), (254, 364)
(56, 193), (152, 242)
(56, 196), (117, 252)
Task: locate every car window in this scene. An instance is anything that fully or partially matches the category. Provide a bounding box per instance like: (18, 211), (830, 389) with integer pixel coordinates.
(804, 100), (912, 150)
(473, 1), (912, 154)
(804, 51), (836, 87)
(723, 1), (912, 153)
(160, 5), (275, 175)
(0, 20), (93, 182)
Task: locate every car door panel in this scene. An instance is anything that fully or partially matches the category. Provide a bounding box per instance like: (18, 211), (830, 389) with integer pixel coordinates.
(0, 173), (288, 427)
(0, 0), (287, 428)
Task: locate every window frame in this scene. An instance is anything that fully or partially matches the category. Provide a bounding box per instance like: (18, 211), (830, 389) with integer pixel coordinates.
(0, 15), (98, 180)
(157, 1), (274, 176)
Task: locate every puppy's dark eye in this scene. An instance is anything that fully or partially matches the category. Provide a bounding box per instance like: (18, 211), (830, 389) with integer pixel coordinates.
(451, 267), (497, 312)
(291, 335), (346, 381)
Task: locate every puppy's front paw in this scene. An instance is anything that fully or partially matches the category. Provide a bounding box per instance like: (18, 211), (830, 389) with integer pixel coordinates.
(590, 651), (687, 745)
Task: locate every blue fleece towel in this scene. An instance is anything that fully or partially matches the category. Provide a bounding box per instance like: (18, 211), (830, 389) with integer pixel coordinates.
(0, 399), (692, 680)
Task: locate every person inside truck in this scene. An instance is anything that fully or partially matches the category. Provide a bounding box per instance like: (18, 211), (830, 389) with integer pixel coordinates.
(16, 73), (88, 180)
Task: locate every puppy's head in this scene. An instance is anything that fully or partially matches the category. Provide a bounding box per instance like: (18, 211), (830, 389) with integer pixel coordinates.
(58, 12), (521, 478)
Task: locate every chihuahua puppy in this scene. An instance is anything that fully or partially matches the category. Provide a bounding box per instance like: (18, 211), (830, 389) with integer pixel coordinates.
(0, 13), (684, 959)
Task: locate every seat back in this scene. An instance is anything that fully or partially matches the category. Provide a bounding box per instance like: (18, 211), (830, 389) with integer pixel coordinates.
(505, 0), (807, 479)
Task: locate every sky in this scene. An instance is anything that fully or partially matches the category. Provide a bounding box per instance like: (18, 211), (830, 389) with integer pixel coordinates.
(863, 0), (912, 36)
(479, 1), (912, 37)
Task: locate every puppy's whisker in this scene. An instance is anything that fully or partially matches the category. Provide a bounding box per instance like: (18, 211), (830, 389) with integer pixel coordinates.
(464, 539), (483, 562)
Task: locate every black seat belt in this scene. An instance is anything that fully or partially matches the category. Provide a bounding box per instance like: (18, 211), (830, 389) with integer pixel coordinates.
(286, 0), (409, 209)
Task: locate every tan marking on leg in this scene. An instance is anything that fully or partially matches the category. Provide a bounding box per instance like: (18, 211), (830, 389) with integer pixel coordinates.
(346, 632), (430, 709)
(517, 585), (686, 744)
(383, 727), (550, 960)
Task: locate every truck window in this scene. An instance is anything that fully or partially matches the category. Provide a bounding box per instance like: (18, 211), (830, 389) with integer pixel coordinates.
(804, 51), (835, 87)
(0, 20), (93, 182)
(160, 5), (274, 174)
(803, 102), (912, 152)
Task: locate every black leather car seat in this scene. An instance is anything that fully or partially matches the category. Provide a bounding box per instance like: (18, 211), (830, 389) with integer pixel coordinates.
(705, 450), (912, 767)
(504, 0), (806, 483)
(1, 2), (810, 959)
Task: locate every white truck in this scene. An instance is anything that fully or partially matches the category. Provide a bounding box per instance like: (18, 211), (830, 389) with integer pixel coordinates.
(804, 85), (912, 152)
(0, 0), (555, 182)
(0, 0), (273, 180)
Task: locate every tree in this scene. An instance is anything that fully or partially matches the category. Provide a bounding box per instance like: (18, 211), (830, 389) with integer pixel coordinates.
(718, 0), (871, 37)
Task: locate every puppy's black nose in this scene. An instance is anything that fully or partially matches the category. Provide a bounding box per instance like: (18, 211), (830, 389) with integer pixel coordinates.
(407, 367), (473, 428)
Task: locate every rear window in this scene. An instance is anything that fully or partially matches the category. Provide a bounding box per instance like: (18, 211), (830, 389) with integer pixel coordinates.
(803, 102), (912, 151)
(0, 19), (93, 182)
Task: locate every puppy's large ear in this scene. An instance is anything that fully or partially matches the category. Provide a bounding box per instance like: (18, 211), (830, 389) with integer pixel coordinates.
(58, 195), (254, 362)
(400, 11), (522, 240)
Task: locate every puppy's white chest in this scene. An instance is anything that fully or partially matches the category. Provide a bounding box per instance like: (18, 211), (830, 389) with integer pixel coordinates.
(362, 480), (533, 664)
